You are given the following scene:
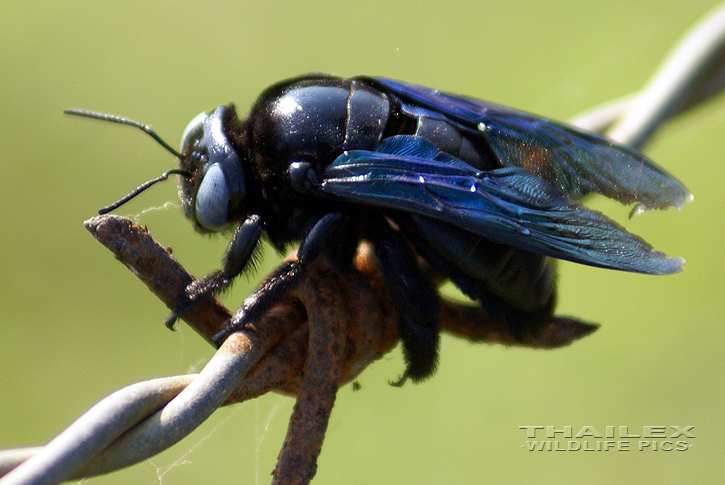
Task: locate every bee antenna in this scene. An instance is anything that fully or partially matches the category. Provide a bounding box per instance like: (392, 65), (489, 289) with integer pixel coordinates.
(64, 109), (183, 159)
(98, 169), (192, 215)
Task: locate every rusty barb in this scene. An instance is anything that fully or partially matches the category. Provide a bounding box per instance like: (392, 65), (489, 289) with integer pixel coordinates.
(82, 215), (594, 485)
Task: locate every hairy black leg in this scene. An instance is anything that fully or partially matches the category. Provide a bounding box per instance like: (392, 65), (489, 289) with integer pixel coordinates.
(164, 214), (263, 329)
(368, 220), (440, 384)
(394, 213), (558, 341)
(212, 212), (348, 346)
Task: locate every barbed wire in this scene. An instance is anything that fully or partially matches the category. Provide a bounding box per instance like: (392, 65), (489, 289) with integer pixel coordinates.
(3, 4), (725, 484)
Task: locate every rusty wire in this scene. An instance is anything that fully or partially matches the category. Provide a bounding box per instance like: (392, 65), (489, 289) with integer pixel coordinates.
(3, 4), (725, 484)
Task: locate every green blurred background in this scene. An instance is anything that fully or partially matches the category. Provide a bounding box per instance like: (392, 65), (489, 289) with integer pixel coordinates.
(1, 1), (723, 483)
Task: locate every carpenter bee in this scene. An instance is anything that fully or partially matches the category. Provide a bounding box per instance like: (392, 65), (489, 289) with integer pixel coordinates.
(66, 74), (690, 383)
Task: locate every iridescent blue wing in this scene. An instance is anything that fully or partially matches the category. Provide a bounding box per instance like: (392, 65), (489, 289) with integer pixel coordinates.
(365, 77), (691, 212)
(319, 136), (682, 274)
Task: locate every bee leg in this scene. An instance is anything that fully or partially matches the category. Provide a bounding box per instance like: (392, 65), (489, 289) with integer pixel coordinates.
(212, 212), (348, 346)
(370, 222), (440, 385)
(393, 214), (558, 341)
(164, 215), (263, 329)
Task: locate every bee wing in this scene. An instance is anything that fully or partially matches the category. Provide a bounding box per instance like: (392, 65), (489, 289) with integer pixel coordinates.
(320, 136), (683, 275)
(368, 77), (691, 211)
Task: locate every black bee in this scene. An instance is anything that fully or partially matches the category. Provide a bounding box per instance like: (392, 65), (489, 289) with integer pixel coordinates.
(67, 74), (690, 383)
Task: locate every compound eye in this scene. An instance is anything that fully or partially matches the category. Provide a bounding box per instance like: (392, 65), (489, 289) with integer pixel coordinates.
(195, 163), (230, 231)
(180, 111), (209, 152)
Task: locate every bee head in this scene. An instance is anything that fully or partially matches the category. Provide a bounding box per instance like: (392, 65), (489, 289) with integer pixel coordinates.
(177, 105), (246, 233)
(64, 106), (247, 233)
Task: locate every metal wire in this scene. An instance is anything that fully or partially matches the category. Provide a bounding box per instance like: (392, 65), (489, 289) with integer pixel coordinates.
(0, 376), (196, 484)
(3, 5), (725, 484)
(0, 332), (265, 485)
